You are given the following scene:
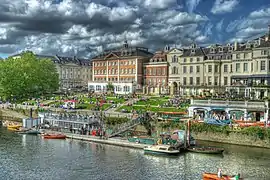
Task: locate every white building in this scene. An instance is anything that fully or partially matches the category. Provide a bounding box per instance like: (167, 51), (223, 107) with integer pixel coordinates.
(88, 82), (136, 94)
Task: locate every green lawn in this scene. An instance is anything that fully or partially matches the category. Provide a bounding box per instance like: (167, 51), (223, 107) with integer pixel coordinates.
(116, 105), (186, 113)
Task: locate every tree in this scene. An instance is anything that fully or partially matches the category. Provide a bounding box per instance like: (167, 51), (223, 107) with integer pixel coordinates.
(0, 51), (59, 101)
(106, 83), (114, 92)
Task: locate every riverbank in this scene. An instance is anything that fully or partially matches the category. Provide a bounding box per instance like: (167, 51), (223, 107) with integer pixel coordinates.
(193, 131), (270, 149)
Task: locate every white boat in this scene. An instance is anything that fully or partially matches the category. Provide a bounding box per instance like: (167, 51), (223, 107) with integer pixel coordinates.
(144, 144), (180, 155)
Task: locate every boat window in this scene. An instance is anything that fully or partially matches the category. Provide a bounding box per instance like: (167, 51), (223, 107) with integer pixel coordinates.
(168, 147), (174, 151)
(159, 148), (167, 150)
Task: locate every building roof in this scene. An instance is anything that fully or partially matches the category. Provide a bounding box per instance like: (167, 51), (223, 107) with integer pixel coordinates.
(92, 41), (153, 60)
(9, 52), (91, 66)
(181, 47), (205, 57)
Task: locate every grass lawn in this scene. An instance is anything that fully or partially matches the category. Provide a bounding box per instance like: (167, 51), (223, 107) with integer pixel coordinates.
(135, 99), (168, 106)
(116, 105), (186, 113)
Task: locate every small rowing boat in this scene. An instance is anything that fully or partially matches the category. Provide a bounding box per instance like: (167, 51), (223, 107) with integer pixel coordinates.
(144, 144), (180, 155)
(187, 146), (224, 154)
(42, 134), (66, 139)
(203, 172), (243, 180)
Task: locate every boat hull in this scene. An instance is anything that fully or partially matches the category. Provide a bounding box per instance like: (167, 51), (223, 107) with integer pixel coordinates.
(42, 134), (66, 139)
(144, 147), (180, 155)
(203, 173), (243, 180)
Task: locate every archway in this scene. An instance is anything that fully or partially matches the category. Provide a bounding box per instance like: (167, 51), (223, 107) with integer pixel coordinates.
(173, 82), (178, 95)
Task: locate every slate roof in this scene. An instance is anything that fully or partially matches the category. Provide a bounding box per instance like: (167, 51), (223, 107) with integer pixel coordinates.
(92, 43), (153, 60)
(10, 52), (91, 66)
(181, 47), (205, 57)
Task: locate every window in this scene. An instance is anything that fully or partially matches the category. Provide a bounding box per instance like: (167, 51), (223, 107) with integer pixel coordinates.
(230, 64), (233, 72)
(172, 67), (178, 74)
(153, 68), (156, 75)
(251, 62), (253, 72)
(183, 66), (187, 73)
(183, 77), (187, 85)
(172, 55), (178, 62)
(190, 66), (193, 73)
(224, 65), (228, 73)
(214, 77), (218, 86)
(244, 53), (248, 59)
(190, 77), (193, 85)
(236, 54), (240, 59)
(214, 65), (218, 73)
(190, 58), (193, 62)
(184, 58), (187, 63)
(208, 77), (212, 85)
(208, 65), (212, 73)
(224, 77), (228, 86)
(243, 63), (248, 72)
(196, 66), (200, 73)
(197, 57), (200, 62)
(157, 68), (161, 75)
(261, 50), (268, 55)
(236, 63), (240, 72)
(96, 85), (101, 91)
(162, 68), (166, 75)
(196, 77), (200, 85)
(211, 48), (215, 53)
(261, 61), (266, 71)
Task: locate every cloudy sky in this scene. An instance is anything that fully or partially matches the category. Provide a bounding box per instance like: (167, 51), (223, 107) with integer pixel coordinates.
(0, 0), (270, 58)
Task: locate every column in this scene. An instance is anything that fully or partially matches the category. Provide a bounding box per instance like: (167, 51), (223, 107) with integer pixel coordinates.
(244, 109), (248, 121)
(135, 58), (138, 83)
(118, 59), (120, 82)
(106, 60), (109, 81)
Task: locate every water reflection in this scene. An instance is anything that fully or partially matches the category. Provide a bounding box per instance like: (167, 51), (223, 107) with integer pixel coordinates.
(1, 129), (270, 180)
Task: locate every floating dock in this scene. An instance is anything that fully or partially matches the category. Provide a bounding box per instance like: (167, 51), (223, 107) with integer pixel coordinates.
(53, 132), (146, 149)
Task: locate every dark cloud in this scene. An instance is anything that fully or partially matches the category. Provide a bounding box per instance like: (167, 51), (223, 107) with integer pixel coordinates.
(0, 0), (211, 58)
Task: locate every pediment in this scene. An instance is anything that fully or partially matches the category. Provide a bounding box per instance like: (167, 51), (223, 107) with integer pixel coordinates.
(167, 48), (183, 55)
(104, 52), (119, 60)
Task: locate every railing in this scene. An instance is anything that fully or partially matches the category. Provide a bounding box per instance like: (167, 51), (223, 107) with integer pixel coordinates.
(108, 117), (145, 138)
(192, 99), (266, 109)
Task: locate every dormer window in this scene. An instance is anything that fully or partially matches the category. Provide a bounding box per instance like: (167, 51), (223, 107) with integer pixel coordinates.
(227, 43), (231, 47)
(229, 46), (233, 51)
(246, 43), (251, 49)
(219, 47), (223, 52)
(191, 43), (196, 49)
(191, 49), (195, 54)
(211, 48), (215, 53)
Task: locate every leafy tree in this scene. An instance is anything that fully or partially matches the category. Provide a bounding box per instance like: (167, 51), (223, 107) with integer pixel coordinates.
(0, 51), (59, 101)
(106, 82), (114, 92)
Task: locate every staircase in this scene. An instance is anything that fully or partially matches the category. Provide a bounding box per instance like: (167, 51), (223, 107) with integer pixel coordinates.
(108, 117), (145, 138)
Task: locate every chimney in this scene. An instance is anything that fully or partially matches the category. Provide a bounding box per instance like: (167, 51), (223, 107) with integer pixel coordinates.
(234, 41), (238, 51)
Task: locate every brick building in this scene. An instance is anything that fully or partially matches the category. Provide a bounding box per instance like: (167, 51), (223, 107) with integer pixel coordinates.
(143, 49), (169, 94)
(89, 41), (153, 94)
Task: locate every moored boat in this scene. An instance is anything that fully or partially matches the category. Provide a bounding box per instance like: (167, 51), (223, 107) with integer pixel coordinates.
(203, 172), (243, 180)
(42, 134), (66, 139)
(187, 146), (224, 154)
(144, 144), (180, 155)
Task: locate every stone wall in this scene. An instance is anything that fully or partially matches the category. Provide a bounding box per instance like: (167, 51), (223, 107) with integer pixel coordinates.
(193, 131), (270, 148)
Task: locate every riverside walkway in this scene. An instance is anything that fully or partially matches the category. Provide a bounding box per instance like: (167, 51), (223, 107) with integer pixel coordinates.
(47, 131), (146, 149)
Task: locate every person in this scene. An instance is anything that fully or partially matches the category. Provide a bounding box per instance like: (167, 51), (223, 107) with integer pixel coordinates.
(230, 173), (240, 180)
(217, 168), (222, 178)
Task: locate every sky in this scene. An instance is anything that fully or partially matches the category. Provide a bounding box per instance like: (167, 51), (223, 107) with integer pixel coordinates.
(0, 0), (270, 58)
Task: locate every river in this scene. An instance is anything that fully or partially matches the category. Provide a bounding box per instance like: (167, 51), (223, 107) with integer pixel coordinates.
(1, 128), (270, 180)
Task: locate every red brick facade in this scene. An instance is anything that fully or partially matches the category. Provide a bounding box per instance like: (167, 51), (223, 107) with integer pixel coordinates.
(143, 51), (168, 88)
(91, 42), (153, 89)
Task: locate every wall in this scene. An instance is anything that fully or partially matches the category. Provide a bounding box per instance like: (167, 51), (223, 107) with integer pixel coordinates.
(193, 131), (270, 148)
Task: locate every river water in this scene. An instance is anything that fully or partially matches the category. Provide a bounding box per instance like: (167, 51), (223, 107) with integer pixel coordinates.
(1, 128), (270, 180)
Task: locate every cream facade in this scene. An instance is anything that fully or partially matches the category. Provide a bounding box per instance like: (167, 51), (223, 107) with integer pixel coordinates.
(10, 53), (92, 91)
(167, 47), (183, 95)
(173, 31), (270, 99)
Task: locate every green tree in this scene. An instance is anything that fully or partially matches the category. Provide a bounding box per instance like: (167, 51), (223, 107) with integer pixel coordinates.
(106, 82), (114, 92)
(0, 51), (59, 101)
